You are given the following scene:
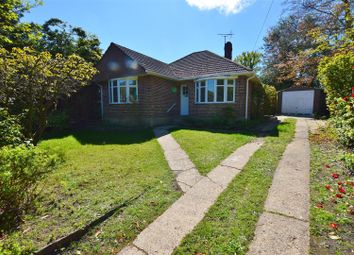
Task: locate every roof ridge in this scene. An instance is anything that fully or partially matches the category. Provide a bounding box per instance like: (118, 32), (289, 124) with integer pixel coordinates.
(169, 50), (209, 66)
(112, 42), (169, 66)
(203, 50), (253, 72)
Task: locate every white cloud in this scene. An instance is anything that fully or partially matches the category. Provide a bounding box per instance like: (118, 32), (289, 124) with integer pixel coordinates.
(185, 0), (254, 15)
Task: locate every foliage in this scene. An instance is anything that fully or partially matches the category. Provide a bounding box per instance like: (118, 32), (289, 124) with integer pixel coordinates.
(0, 108), (23, 147)
(0, 0), (43, 49)
(0, 144), (57, 230)
(173, 120), (296, 255)
(318, 52), (354, 100)
(261, 15), (319, 89)
(262, 0), (353, 89)
(0, 47), (97, 143)
(250, 82), (266, 119)
(309, 128), (353, 255)
(340, 153), (354, 174)
(328, 97), (354, 148)
(47, 110), (69, 130)
(38, 18), (102, 64)
(263, 85), (277, 115)
(234, 51), (262, 72)
(1, 129), (180, 253)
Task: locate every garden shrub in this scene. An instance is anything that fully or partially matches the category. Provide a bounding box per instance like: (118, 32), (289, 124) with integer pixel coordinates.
(340, 153), (354, 174)
(48, 110), (69, 130)
(318, 52), (354, 148)
(250, 83), (277, 118)
(263, 85), (277, 115)
(328, 97), (354, 148)
(318, 52), (354, 101)
(251, 82), (266, 119)
(0, 144), (57, 230)
(0, 108), (23, 147)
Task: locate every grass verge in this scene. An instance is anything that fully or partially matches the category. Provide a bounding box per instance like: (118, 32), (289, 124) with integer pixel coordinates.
(171, 129), (255, 175)
(1, 129), (181, 254)
(309, 126), (353, 255)
(173, 118), (296, 255)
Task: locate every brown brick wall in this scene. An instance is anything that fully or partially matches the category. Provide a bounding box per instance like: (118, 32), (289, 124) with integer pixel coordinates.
(101, 75), (249, 126)
(101, 75), (180, 126)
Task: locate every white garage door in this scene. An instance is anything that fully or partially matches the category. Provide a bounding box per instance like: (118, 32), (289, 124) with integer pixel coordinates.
(281, 90), (314, 115)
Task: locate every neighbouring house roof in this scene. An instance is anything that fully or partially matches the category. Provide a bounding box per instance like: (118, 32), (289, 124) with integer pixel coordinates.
(112, 43), (253, 80)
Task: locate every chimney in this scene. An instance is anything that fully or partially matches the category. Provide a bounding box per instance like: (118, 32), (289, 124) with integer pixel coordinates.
(224, 41), (232, 60)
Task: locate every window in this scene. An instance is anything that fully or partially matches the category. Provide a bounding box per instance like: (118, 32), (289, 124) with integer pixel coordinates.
(109, 77), (138, 104)
(195, 78), (235, 103)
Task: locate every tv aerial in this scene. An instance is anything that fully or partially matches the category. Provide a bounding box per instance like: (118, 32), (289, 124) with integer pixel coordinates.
(218, 31), (234, 44)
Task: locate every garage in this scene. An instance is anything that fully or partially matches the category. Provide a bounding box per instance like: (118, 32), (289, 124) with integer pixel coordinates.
(278, 87), (327, 116)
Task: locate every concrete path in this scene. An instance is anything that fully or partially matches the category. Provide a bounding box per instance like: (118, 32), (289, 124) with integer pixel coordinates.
(247, 119), (310, 255)
(118, 128), (264, 255)
(153, 126), (203, 192)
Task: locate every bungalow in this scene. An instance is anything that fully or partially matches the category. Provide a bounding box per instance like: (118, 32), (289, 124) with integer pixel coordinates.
(93, 42), (261, 126)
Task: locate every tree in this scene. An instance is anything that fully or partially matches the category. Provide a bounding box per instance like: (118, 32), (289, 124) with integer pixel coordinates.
(38, 18), (102, 64)
(0, 47), (97, 143)
(234, 51), (262, 72)
(261, 15), (319, 89)
(262, 0), (353, 89)
(0, 0), (42, 49)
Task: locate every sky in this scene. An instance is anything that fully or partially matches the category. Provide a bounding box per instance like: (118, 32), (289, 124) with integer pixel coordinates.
(22, 0), (285, 63)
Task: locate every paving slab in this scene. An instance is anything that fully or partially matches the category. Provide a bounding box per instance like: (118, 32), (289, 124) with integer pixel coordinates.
(119, 245), (146, 255)
(264, 123), (310, 220)
(176, 168), (203, 187)
(133, 187), (216, 255)
(247, 212), (309, 255)
(153, 127), (202, 191)
(247, 119), (310, 255)
(207, 165), (241, 188)
(117, 128), (265, 255)
(221, 139), (264, 169)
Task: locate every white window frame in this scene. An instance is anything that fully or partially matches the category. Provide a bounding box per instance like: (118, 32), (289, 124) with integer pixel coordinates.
(195, 78), (236, 104)
(108, 76), (138, 104)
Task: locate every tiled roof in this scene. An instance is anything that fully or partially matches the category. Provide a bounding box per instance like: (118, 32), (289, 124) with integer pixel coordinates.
(113, 43), (177, 79)
(169, 50), (252, 79)
(113, 43), (253, 80)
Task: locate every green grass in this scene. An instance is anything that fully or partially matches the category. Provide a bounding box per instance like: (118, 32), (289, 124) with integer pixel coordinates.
(2, 129), (181, 254)
(171, 129), (255, 175)
(173, 119), (296, 255)
(309, 127), (353, 255)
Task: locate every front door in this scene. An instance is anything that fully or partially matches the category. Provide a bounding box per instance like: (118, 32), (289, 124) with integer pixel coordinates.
(180, 85), (189, 116)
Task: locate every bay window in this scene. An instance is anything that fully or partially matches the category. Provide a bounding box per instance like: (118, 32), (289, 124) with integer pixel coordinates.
(195, 78), (235, 103)
(109, 77), (138, 104)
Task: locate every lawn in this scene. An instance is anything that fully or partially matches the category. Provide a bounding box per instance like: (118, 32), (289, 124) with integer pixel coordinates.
(173, 119), (296, 255)
(309, 125), (353, 255)
(171, 129), (255, 175)
(1, 129), (181, 254)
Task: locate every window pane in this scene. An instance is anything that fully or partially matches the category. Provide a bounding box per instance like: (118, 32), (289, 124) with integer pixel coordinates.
(217, 86), (224, 102)
(227, 86), (234, 101)
(113, 86), (118, 103)
(200, 87), (206, 102)
(128, 79), (136, 86)
(207, 80), (214, 102)
(227, 79), (234, 85)
(113, 80), (118, 87)
(217, 79), (224, 85)
(129, 87), (138, 102)
(119, 80), (126, 86)
(200, 81), (206, 87)
(120, 86), (127, 102)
